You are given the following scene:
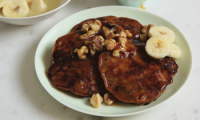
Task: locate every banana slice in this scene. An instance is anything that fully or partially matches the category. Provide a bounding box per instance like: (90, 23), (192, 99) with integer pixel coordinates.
(168, 44), (181, 59)
(26, 0), (47, 15)
(3, 0), (29, 18)
(145, 36), (170, 59)
(149, 26), (175, 43)
(0, 0), (5, 8)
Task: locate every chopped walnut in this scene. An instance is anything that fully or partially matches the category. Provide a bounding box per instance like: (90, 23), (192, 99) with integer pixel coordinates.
(104, 93), (116, 105)
(102, 26), (115, 38)
(140, 33), (148, 41)
(86, 30), (95, 36)
(90, 93), (103, 108)
(113, 47), (125, 57)
(80, 34), (88, 40)
(115, 33), (120, 36)
(89, 36), (104, 56)
(140, 24), (154, 41)
(105, 39), (116, 50)
(74, 46), (88, 60)
(119, 31), (127, 38)
(90, 20), (102, 32)
(119, 38), (127, 47)
(80, 20), (102, 39)
(113, 49), (121, 57)
(118, 31), (128, 52)
(141, 24), (154, 34)
(104, 40), (109, 46)
(81, 24), (89, 32)
(92, 36), (104, 51)
(90, 49), (96, 56)
(80, 30), (96, 40)
(141, 25), (148, 34)
(124, 30), (133, 38)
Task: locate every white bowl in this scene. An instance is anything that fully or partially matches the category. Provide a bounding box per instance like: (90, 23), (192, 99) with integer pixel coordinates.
(0, 0), (71, 25)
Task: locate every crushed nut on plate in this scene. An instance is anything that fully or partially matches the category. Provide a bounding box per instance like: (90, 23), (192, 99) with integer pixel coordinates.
(90, 93), (103, 108)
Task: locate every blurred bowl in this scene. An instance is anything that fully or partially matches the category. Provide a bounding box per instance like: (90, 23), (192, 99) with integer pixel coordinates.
(0, 0), (70, 25)
(116, 0), (146, 7)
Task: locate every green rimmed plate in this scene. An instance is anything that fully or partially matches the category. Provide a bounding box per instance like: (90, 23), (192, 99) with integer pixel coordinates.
(35, 6), (192, 117)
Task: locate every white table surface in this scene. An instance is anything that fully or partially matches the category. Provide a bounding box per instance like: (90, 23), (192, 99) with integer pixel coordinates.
(0, 0), (199, 120)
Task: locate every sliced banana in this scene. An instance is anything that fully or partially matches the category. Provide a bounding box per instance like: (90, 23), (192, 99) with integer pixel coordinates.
(0, 0), (5, 8)
(26, 0), (47, 15)
(145, 36), (170, 59)
(149, 26), (175, 43)
(3, 0), (29, 18)
(168, 44), (181, 59)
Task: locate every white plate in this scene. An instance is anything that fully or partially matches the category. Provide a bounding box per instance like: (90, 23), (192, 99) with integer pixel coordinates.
(35, 6), (192, 117)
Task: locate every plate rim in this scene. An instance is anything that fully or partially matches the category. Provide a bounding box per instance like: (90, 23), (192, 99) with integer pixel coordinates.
(34, 5), (192, 117)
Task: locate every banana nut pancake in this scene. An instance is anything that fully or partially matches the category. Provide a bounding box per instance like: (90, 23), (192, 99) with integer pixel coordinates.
(48, 16), (143, 96)
(99, 42), (178, 105)
(48, 16), (178, 104)
(48, 31), (107, 96)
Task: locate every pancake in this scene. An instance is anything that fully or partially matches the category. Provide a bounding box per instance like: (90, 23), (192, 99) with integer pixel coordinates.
(99, 42), (178, 104)
(48, 31), (106, 96)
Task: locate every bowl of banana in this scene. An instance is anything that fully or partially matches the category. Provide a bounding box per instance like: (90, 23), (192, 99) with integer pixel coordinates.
(0, 0), (70, 25)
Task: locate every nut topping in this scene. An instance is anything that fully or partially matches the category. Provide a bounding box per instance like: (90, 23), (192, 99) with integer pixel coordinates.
(104, 93), (116, 105)
(105, 39), (116, 50)
(88, 36), (105, 56)
(90, 20), (102, 32)
(124, 30), (133, 38)
(74, 46), (88, 59)
(90, 93), (103, 108)
(81, 24), (89, 32)
(102, 26), (115, 38)
(86, 30), (95, 36)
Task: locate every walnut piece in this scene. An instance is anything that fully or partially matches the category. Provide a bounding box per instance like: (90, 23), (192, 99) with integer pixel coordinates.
(140, 33), (148, 41)
(82, 24), (89, 32)
(74, 46), (88, 60)
(90, 93), (103, 108)
(141, 25), (148, 34)
(80, 30), (95, 40)
(88, 36), (104, 56)
(102, 26), (115, 38)
(92, 36), (105, 51)
(124, 30), (132, 38)
(80, 34), (88, 40)
(118, 30), (128, 52)
(90, 20), (102, 32)
(113, 47), (125, 57)
(90, 49), (96, 56)
(119, 38), (127, 48)
(86, 30), (95, 36)
(119, 31), (127, 38)
(140, 24), (154, 41)
(105, 39), (116, 50)
(104, 93), (116, 105)
(141, 24), (154, 34)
